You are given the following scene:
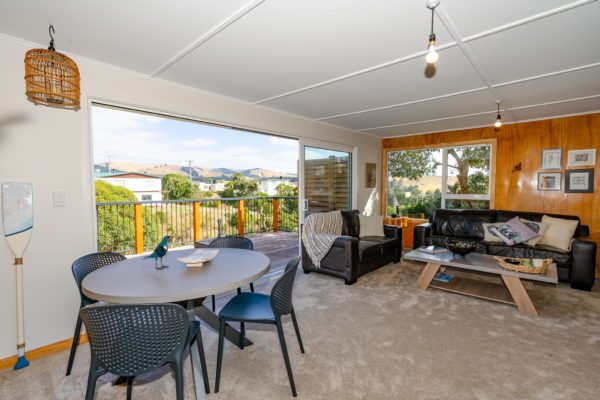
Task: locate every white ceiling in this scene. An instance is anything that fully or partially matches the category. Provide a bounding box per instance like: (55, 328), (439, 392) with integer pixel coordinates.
(1, 0), (599, 138)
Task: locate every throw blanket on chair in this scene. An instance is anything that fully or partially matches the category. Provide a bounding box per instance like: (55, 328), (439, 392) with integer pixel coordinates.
(302, 210), (343, 268)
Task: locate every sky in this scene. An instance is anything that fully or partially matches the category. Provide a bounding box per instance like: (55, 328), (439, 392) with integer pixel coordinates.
(91, 105), (299, 174)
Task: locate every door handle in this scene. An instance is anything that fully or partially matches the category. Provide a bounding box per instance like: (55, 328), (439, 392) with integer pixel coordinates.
(303, 199), (309, 211)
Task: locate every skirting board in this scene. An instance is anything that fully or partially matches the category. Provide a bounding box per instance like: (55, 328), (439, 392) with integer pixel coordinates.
(0, 334), (88, 371)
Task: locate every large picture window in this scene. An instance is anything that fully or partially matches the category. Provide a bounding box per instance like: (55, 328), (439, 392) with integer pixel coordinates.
(386, 144), (492, 219)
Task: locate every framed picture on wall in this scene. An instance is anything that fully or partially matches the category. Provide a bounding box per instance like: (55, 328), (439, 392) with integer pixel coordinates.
(541, 148), (562, 169)
(565, 169), (594, 193)
(365, 163), (376, 188)
(537, 172), (562, 191)
(567, 149), (596, 167)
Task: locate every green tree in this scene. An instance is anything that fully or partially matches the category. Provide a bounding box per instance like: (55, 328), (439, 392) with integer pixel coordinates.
(387, 149), (439, 180)
(95, 180), (162, 253)
(95, 180), (136, 202)
(387, 146), (490, 217)
(275, 183), (298, 197)
(162, 173), (197, 200)
(220, 173), (258, 198)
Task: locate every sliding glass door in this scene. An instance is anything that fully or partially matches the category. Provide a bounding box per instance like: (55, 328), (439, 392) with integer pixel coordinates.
(299, 141), (353, 221)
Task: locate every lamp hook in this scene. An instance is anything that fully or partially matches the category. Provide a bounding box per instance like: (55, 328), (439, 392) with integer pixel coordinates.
(48, 24), (55, 51)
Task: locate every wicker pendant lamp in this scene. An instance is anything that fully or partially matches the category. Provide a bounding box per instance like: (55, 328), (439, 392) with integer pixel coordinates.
(24, 24), (80, 110)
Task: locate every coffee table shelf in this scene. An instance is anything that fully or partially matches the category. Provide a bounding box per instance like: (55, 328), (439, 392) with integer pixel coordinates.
(430, 276), (515, 305)
(405, 249), (558, 317)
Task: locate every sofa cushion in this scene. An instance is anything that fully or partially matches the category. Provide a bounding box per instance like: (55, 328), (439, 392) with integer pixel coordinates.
(358, 240), (382, 262)
(538, 215), (579, 251)
(521, 219), (548, 246)
(487, 243), (572, 268)
(432, 209), (496, 239)
(341, 210), (360, 238)
(496, 210), (585, 236)
(358, 214), (384, 237)
(482, 222), (504, 243)
(489, 217), (539, 245)
(361, 236), (398, 255)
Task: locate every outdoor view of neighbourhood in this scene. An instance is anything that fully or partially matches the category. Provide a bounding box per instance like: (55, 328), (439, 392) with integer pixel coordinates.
(91, 104), (299, 254)
(386, 144), (492, 219)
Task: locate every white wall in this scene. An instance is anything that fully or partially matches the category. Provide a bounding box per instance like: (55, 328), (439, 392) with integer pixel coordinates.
(0, 34), (381, 359)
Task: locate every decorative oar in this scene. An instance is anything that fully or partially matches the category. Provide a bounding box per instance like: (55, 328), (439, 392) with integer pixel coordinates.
(1, 182), (33, 370)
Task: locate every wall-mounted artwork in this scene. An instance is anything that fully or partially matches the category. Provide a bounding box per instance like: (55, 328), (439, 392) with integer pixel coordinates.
(537, 172), (562, 191)
(565, 169), (594, 193)
(365, 163), (376, 188)
(541, 148), (562, 169)
(567, 149), (596, 167)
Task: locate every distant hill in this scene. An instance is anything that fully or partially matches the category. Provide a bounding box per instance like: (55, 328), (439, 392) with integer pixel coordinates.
(95, 162), (296, 180)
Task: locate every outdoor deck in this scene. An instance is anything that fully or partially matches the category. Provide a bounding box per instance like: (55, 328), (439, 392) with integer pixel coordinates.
(196, 231), (299, 277)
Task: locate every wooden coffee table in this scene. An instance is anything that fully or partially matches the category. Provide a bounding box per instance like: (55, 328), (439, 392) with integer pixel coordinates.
(404, 249), (558, 317)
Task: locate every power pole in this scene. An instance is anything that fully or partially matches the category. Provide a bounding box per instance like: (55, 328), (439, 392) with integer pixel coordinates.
(185, 160), (194, 182)
(107, 155), (111, 174)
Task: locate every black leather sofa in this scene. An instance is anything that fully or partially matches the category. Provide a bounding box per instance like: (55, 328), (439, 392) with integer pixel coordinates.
(301, 210), (402, 285)
(413, 209), (597, 291)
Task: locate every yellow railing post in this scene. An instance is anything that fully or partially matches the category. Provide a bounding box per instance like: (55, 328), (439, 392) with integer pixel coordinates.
(237, 199), (245, 236)
(273, 198), (279, 232)
(134, 203), (144, 254)
(193, 201), (201, 241)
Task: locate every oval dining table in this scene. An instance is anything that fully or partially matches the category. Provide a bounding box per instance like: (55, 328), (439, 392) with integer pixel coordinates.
(81, 247), (271, 400)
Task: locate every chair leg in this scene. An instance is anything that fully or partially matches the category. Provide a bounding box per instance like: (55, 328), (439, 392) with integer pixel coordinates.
(195, 329), (210, 394)
(276, 318), (297, 397)
(174, 358), (184, 400)
(126, 376), (134, 400)
(66, 314), (83, 376)
(215, 319), (226, 393)
(237, 287), (242, 295)
(212, 295), (216, 312)
(290, 309), (305, 354)
(84, 359), (100, 400)
(240, 322), (245, 350)
(250, 282), (255, 292)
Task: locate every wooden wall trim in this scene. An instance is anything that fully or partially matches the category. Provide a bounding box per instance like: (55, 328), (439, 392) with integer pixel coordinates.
(0, 334), (88, 371)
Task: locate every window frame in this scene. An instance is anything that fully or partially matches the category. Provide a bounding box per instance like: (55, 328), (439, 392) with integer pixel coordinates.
(383, 139), (496, 219)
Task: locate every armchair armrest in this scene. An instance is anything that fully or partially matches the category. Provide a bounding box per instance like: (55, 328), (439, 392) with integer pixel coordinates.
(384, 225), (403, 262)
(384, 225), (401, 239)
(413, 222), (432, 249)
(570, 239), (596, 291)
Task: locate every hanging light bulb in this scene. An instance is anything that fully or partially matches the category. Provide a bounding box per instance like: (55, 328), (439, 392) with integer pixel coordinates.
(494, 102), (502, 128)
(426, 34), (439, 64)
(426, 0), (440, 64)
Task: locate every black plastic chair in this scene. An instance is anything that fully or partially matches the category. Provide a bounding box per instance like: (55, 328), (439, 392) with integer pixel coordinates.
(208, 235), (255, 311)
(80, 303), (209, 400)
(215, 257), (304, 397)
(66, 252), (126, 376)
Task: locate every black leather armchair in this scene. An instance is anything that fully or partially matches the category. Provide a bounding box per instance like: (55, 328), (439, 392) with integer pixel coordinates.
(413, 209), (596, 291)
(302, 210), (402, 285)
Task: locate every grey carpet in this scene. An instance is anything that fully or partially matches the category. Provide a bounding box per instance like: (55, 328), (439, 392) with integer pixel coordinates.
(1, 260), (599, 400)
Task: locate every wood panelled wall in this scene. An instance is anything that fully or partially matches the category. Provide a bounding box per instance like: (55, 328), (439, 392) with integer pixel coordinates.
(382, 113), (600, 276)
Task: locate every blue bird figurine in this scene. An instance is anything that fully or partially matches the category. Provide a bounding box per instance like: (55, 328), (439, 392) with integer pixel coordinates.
(147, 235), (170, 269)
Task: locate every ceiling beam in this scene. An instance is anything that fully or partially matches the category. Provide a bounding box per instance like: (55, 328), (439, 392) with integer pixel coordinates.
(359, 94), (600, 132)
(254, 42), (458, 105)
(462, 0), (597, 43)
(150, 0), (266, 78)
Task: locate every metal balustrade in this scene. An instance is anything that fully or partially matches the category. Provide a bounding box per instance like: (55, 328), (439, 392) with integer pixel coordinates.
(96, 196), (298, 254)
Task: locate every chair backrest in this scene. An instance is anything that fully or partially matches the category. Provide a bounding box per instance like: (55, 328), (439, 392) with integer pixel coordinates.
(208, 235), (254, 250)
(270, 257), (300, 317)
(80, 303), (189, 377)
(72, 252), (126, 306)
